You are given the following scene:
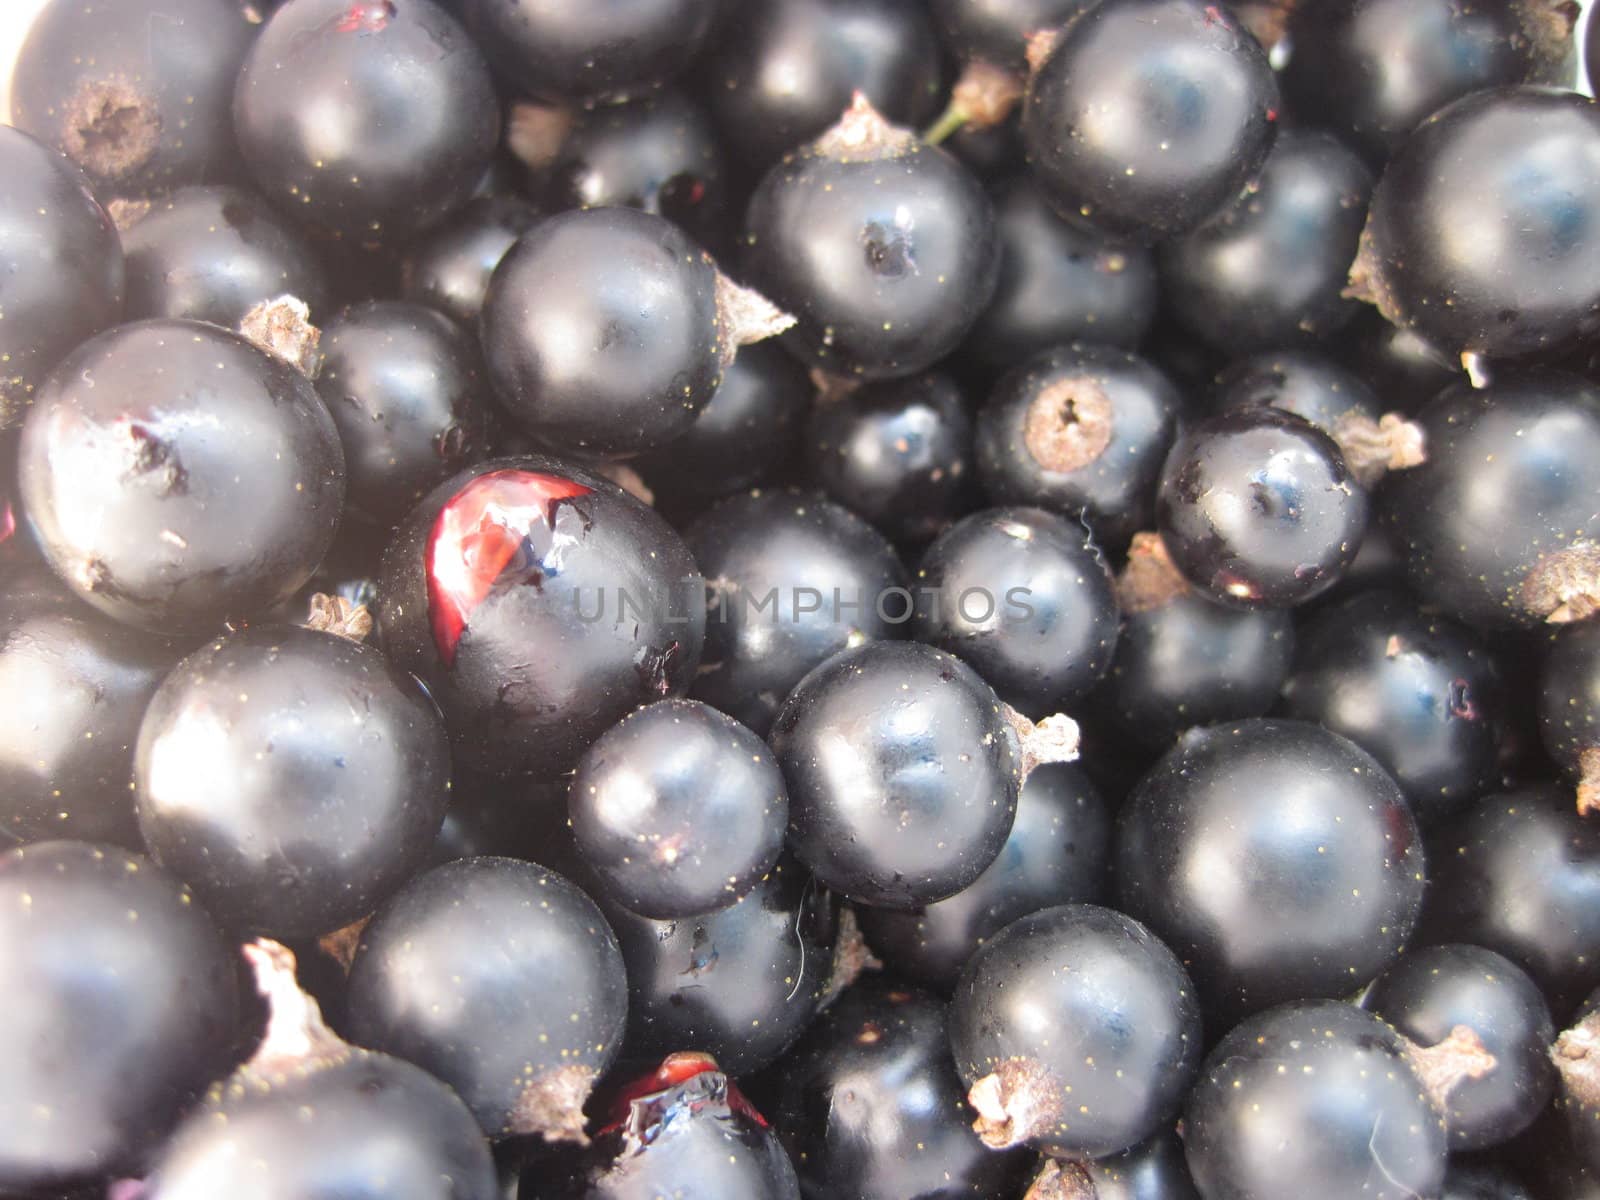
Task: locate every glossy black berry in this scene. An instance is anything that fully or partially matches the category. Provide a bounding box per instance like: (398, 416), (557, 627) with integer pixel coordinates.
(377, 457), (705, 777)
(1282, 589), (1505, 825)
(685, 488), (905, 737)
(1540, 620), (1600, 817)
(569, 699), (787, 918)
(806, 372), (974, 546)
(857, 761), (1109, 991)
(965, 176), (1159, 367)
(974, 343), (1181, 550)
(1337, 308), (1462, 415)
(770, 641), (1038, 909)
(1183, 1000), (1488, 1200)
(1380, 370), (1600, 629)
(9, 0), (257, 199)
(0, 125), (124, 432)
(706, 0), (943, 167)
(17, 319), (346, 636)
(1362, 943), (1556, 1150)
(1021, 0), (1280, 244)
(1159, 130), (1374, 354)
(1024, 1128), (1200, 1200)
(0, 568), (181, 849)
(743, 98), (999, 380)
(1156, 406), (1368, 609)
(1116, 718), (1425, 1024)
(483, 207), (788, 459)
(1100, 533), (1294, 750)
(912, 506), (1119, 715)
(346, 857), (628, 1142)
(461, 0), (716, 103)
(768, 981), (1030, 1200)
(234, 0), (500, 243)
(1212, 348), (1383, 433)
(1440, 1163), (1538, 1200)
(1352, 86), (1600, 361)
(400, 195), (541, 329)
(601, 859), (835, 1078)
(949, 903), (1202, 1158)
(931, 0), (1097, 73)
(1284, 0), (1580, 163)
(0, 841), (240, 1195)
(148, 939), (499, 1200)
(1418, 785), (1600, 1016)
(316, 300), (489, 527)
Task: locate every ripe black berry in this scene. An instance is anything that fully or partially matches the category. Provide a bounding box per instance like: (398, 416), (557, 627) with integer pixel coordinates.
(1212, 347), (1382, 433)
(377, 457), (705, 777)
(1023, 1128), (1200, 1199)
(949, 903), (1202, 1158)
(1541, 620), (1600, 816)
(1116, 718), (1425, 1024)
(400, 195), (541, 329)
(1156, 406), (1368, 609)
(0, 125), (124, 432)
(17, 319), (345, 636)
(1021, 0), (1280, 244)
(743, 97), (999, 380)
(346, 857), (628, 1143)
(931, 0), (1096, 74)
(569, 699), (787, 919)
(234, 0), (500, 243)
(0, 841), (240, 1194)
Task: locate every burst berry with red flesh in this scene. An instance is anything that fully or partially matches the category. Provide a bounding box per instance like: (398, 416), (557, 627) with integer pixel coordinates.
(948, 903), (1202, 1158)
(377, 457), (705, 778)
(17, 318), (346, 636)
(345, 857), (628, 1144)
(1021, 0), (1280, 244)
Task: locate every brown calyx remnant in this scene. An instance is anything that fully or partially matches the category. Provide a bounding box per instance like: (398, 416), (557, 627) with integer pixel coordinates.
(1519, 1), (1583, 74)
(967, 1057), (1063, 1150)
(315, 913), (371, 970)
(923, 60), (1026, 145)
(814, 93), (920, 163)
(1520, 540), (1600, 625)
(1023, 375), (1115, 475)
(63, 78), (161, 181)
(304, 593), (374, 644)
(820, 904), (883, 1009)
(810, 366), (862, 406)
(1344, 217), (1406, 330)
(240, 939), (352, 1081)
(1025, 29), (1063, 76)
(1332, 410), (1427, 487)
(1404, 1024), (1498, 1113)
(240, 295), (323, 378)
(1578, 747), (1600, 817)
(506, 101), (574, 173)
(1024, 1158), (1096, 1200)
(714, 269), (796, 368)
(1001, 705), (1082, 779)
(595, 463), (655, 507)
(1116, 532), (1190, 614)
(1553, 1006), (1600, 1109)
(509, 1064), (599, 1143)
(106, 197), (152, 233)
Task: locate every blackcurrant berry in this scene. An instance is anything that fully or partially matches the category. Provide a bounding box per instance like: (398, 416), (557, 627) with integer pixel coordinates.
(400, 195), (541, 330)
(1540, 620), (1600, 816)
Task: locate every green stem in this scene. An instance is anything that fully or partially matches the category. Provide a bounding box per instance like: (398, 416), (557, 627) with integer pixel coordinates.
(922, 103), (970, 147)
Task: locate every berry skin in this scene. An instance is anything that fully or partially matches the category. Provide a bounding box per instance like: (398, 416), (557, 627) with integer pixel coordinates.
(1418, 785), (1600, 1016)
(911, 506), (1120, 715)
(706, 0), (944, 168)
(1156, 406), (1369, 610)
(1211, 348), (1382, 434)
(400, 195), (541, 329)
(346, 857), (628, 1143)
(1158, 130), (1375, 354)
(9, 0), (258, 199)
(1555, 987), (1600, 1172)
(1021, 0), (1280, 244)
(1440, 1163), (1537, 1200)
(234, 0), (500, 244)
(0, 841), (240, 1195)
(0, 568), (181, 849)
(685, 488), (906, 737)
(1351, 86), (1600, 361)
(1115, 718), (1425, 1025)
(948, 903), (1202, 1158)
(1380, 370), (1600, 629)
(1281, 588), (1505, 825)
(805, 371), (975, 546)
(569, 699), (788, 919)
(931, 0), (1097, 73)
(857, 762), (1110, 992)
(1023, 1128), (1200, 1199)
(17, 319), (346, 636)
(135, 623), (451, 938)
(315, 300), (490, 527)
(119, 185), (330, 328)
(743, 97), (999, 381)
(974, 344), (1181, 550)
(377, 457), (705, 778)
(482, 207), (787, 460)
(1362, 943), (1556, 1150)
(0, 125), (124, 432)
(1540, 619), (1600, 815)
(769, 641), (1027, 909)
(768, 981), (1031, 1200)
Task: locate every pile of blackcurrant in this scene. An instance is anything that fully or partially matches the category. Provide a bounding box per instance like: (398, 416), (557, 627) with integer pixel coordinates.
(4, 0), (1600, 1195)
